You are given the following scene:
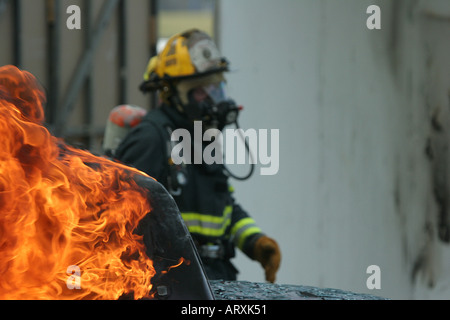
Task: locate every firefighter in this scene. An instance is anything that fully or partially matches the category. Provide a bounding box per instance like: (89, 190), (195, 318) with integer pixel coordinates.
(114, 29), (281, 283)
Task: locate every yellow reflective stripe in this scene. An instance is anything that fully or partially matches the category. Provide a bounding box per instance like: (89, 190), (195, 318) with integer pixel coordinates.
(186, 223), (230, 237)
(223, 204), (233, 216)
(182, 212), (224, 224)
(231, 217), (254, 235)
(237, 227), (262, 250)
(181, 205), (233, 237)
(231, 218), (262, 250)
(228, 185), (235, 193)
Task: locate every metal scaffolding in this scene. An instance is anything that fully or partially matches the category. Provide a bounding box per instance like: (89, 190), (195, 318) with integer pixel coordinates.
(1, 0), (158, 152)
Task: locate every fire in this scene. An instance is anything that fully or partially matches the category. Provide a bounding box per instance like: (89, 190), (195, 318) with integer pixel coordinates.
(0, 65), (162, 299)
(161, 257), (191, 275)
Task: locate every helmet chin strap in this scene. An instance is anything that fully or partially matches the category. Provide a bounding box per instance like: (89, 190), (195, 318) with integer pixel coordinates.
(164, 83), (187, 116)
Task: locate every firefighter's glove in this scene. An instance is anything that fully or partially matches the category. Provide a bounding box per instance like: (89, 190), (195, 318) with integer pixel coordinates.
(254, 236), (281, 283)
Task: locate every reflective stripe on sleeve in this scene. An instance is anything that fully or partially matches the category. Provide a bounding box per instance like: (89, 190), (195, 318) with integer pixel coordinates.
(231, 217), (262, 250)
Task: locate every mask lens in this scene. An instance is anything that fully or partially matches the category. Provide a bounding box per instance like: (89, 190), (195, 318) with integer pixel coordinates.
(203, 82), (228, 104)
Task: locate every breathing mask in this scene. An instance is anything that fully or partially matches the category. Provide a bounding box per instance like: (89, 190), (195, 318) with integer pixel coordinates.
(178, 80), (241, 130)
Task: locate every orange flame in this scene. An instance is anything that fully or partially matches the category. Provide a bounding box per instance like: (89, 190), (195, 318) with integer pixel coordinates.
(161, 258), (191, 275)
(0, 65), (164, 300)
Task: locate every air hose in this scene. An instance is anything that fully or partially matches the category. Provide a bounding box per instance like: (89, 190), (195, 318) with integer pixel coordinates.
(222, 120), (255, 181)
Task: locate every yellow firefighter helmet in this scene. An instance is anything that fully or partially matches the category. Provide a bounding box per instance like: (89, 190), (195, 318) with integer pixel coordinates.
(140, 29), (229, 92)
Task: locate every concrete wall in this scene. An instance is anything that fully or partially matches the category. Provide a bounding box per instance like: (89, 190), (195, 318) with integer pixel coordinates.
(217, 0), (450, 299)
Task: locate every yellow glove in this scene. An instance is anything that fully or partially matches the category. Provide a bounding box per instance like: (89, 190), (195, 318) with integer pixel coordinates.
(254, 236), (281, 283)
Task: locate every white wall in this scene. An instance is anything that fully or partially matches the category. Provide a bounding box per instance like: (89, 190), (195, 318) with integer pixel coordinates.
(217, 0), (450, 299)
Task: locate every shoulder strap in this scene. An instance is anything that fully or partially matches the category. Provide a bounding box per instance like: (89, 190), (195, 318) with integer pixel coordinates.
(144, 109), (177, 161)
(144, 109), (186, 196)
